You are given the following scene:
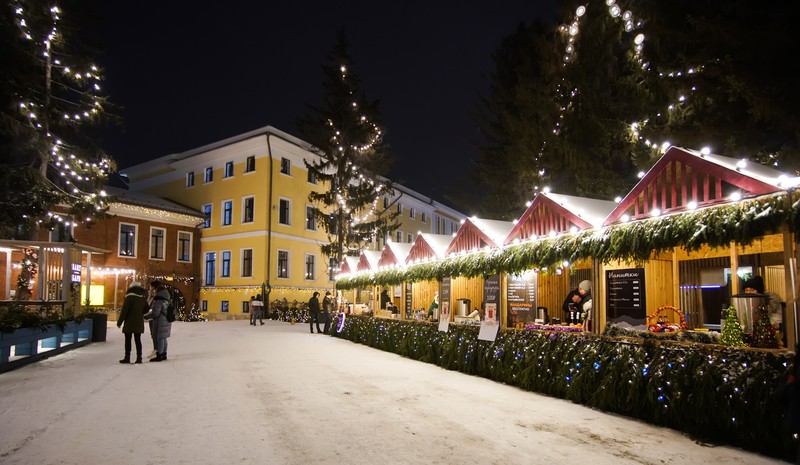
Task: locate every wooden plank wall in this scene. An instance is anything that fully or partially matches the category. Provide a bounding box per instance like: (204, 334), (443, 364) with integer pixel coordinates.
(450, 277), (484, 316)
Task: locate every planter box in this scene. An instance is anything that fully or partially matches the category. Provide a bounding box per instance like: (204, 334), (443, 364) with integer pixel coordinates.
(0, 320), (93, 373)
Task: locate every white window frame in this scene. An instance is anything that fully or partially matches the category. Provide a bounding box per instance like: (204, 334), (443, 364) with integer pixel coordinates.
(278, 197), (291, 226)
(407, 233), (413, 243)
(221, 199), (233, 227)
(307, 170), (316, 184)
(149, 226), (166, 261)
(277, 249), (290, 279)
(421, 212), (427, 223)
(202, 203), (212, 228)
(242, 196), (255, 223)
(177, 231), (193, 263)
(204, 166), (213, 183)
(409, 208), (415, 219)
(397, 203), (402, 214)
(305, 205), (316, 231)
(304, 253), (316, 280)
(224, 161), (234, 178)
(280, 157), (291, 175)
(396, 231), (402, 243)
(241, 248), (253, 277)
(245, 155), (256, 173)
(221, 301), (229, 312)
(221, 250), (232, 278)
(118, 222), (138, 258)
(204, 251), (216, 286)
(186, 171), (194, 188)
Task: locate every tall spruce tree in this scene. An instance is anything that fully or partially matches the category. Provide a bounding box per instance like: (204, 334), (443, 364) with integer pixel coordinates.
(476, 0), (800, 217)
(297, 30), (398, 275)
(0, 0), (114, 240)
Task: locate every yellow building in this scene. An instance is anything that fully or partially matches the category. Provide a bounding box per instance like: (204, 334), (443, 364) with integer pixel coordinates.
(121, 126), (465, 319)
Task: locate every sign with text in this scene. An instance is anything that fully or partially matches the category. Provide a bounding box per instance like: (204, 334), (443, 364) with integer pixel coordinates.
(606, 268), (646, 324)
(405, 282), (413, 314)
(438, 277), (451, 332)
(506, 271), (538, 327)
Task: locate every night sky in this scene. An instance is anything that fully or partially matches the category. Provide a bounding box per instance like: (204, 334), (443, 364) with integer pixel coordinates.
(91, 1), (556, 205)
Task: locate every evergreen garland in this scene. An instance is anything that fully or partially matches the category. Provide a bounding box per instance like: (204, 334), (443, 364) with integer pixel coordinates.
(337, 193), (795, 290)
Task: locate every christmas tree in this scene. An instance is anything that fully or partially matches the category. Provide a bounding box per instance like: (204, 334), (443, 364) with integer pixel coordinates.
(720, 305), (746, 347)
(0, 1), (115, 239)
(297, 29), (398, 275)
(750, 305), (778, 349)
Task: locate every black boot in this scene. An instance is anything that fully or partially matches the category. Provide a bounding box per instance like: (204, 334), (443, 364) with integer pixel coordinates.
(149, 353), (164, 362)
(162, 352), (167, 361)
(119, 355), (131, 364)
(134, 357), (142, 364)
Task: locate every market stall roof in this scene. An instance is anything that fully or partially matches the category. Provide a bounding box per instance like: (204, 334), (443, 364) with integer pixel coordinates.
(338, 256), (359, 275)
(0, 240), (108, 255)
(106, 186), (204, 218)
(377, 242), (413, 268)
(505, 192), (616, 244)
(604, 146), (800, 226)
(405, 233), (454, 264)
(356, 250), (382, 272)
(445, 217), (514, 256)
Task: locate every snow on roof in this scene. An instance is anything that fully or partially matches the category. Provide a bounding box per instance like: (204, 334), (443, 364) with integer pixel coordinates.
(385, 242), (413, 263)
(678, 147), (800, 189)
(541, 192), (617, 228)
(106, 186), (204, 218)
(418, 233), (453, 258)
(469, 218), (515, 245)
(357, 250), (382, 271)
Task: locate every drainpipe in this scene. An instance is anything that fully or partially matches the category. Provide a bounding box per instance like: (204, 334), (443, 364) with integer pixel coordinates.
(265, 133), (275, 315)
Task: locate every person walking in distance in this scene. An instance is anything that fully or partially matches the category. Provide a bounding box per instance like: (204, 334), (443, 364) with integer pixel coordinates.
(144, 280), (172, 362)
(146, 285), (157, 359)
(117, 281), (148, 364)
(321, 291), (333, 334)
(308, 291), (322, 334)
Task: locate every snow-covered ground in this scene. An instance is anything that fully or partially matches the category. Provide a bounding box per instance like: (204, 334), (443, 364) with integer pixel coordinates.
(0, 320), (787, 465)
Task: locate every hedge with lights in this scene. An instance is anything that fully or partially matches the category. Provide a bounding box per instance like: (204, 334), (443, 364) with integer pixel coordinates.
(336, 192), (795, 290)
(333, 315), (795, 460)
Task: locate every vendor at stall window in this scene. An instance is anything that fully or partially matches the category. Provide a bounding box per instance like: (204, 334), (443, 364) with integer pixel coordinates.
(562, 280), (592, 325)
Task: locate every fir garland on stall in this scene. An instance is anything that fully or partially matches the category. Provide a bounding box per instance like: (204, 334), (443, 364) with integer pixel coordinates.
(332, 315), (794, 461)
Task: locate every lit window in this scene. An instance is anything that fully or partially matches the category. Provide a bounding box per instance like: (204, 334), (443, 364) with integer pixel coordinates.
(277, 250), (289, 278)
(119, 223), (137, 257)
(305, 254), (315, 280)
(150, 227), (165, 260)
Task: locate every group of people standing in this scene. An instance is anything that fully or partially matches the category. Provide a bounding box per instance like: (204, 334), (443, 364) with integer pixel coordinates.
(308, 291), (334, 334)
(116, 280), (173, 364)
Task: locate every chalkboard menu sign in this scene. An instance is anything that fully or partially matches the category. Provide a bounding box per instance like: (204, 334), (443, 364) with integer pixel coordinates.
(606, 268), (646, 323)
(484, 274), (500, 307)
(440, 277), (451, 307)
(405, 282), (412, 314)
(506, 272), (538, 326)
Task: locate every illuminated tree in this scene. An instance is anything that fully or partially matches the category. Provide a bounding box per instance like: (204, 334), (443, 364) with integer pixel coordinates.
(298, 30), (398, 276)
(720, 305), (746, 347)
(0, 0), (114, 240)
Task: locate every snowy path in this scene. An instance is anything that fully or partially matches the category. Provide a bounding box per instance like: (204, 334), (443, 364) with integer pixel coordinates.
(0, 320), (786, 465)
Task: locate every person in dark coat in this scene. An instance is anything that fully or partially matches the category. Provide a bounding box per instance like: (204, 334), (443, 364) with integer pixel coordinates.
(117, 282), (148, 364)
(321, 291), (333, 334)
(308, 291), (322, 334)
(562, 280), (592, 325)
(143, 280), (172, 362)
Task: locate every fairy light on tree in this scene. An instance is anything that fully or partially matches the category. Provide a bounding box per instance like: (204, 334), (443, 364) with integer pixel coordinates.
(298, 30), (399, 278)
(1, 1), (115, 240)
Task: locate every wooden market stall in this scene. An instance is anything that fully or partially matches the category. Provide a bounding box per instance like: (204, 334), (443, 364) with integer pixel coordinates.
(375, 242), (412, 319)
(404, 233), (453, 320)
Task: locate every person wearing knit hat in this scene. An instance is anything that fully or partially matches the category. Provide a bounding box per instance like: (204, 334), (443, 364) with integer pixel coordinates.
(562, 279), (592, 325)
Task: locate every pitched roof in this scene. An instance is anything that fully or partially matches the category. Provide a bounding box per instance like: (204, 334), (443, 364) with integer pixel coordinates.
(505, 192), (616, 244)
(405, 233), (454, 264)
(605, 146), (800, 226)
(356, 250), (382, 272)
(339, 256), (359, 275)
(377, 242), (413, 268)
(446, 218), (514, 256)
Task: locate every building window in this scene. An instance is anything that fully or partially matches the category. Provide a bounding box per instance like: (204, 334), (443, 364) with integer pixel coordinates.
(224, 161), (234, 178)
(221, 251), (231, 278)
(150, 227), (165, 260)
(203, 204), (212, 228)
(201, 300), (208, 312)
(222, 200), (233, 226)
(305, 206), (316, 231)
(242, 197), (254, 223)
(277, 250), (289, 279)
(205, 252), (216, 285)
(305, 254), (315, 280)
(242, 301), (250, 313)
(178, 231), (192, 262)
(221, 301), (229, 312)
(204, 166), (213, 183)
(241, 248), (253, 277)
(280, 157), (291, 175)
(279, 198), (291, 225)
(421, 212), (427, 223)
(397, 203), (402, 214)
(329, 256), (337, 281)
(383, 197), (389, 209)
(409, 208), (415, 219)
(396, 231), (402, 243)
(186, 172), (194, 187)
(307, 170), (316, 184)
(119, 223), (137, 257)
(407, 233), (413, 243)
(245, 156), (255, 173)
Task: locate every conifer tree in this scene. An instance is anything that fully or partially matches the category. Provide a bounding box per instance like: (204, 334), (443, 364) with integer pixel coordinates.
(297, 30), (398, 275)
(751, 304), (778, 349)
(720, 305), (746, 347)
(0, 0), (114, 240)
